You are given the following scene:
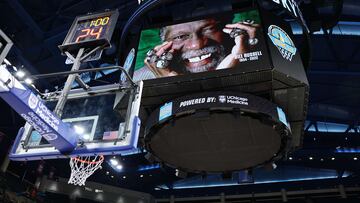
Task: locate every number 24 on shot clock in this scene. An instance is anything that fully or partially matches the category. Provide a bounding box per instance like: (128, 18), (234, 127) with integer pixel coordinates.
(59, 10), (119, 53)
(73, 16), (111, 43)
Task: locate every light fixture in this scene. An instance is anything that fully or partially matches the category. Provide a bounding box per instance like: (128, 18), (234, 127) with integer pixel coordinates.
(111, 175), (114, 178)
(140, 174), (144, 178)
(289, 157), (293, 160)
(82, 134), (90, 140)
(331, 157), (335, 160)
(74, 125), (85, 134)
(106, 171), (109, 175)
(15, 70), (25, 78)
(116, 165), (123, 170)
(122, 176), (126, 179)
(309, 157), (313, 160)
(320, 158), (324, 161)
(24, 78), (33, 85)
(110, 159), (118, 166)
(354, 157), (358, 161)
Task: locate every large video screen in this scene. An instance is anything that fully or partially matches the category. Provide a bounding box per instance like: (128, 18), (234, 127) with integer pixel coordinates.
(133, 9), (269, 81)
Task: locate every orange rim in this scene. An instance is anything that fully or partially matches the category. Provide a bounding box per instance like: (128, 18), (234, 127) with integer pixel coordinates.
(71, 155), (104, 165)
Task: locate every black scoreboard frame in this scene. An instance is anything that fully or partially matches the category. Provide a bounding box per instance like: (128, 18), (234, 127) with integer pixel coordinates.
(59, 9), (119, 53)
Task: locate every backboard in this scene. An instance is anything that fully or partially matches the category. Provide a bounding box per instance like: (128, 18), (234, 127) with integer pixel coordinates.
(9, 82), (143, 161)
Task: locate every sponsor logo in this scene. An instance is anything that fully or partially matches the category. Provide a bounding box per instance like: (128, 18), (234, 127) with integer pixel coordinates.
(35, 102), (60, 131)
(268, 25), (297, 61)
(42, 133), (58, 141)
(218, 95), (249, 105)
(218, 96), (226, 103)
(28, 93), (39, 109)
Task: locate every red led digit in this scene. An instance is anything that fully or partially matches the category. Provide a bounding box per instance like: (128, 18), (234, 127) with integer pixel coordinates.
(75, 28), (91, 42)
(90, 27), (103, 39)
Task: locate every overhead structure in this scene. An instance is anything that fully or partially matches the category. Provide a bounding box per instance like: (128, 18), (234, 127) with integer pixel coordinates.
(125, 0), (310, 174)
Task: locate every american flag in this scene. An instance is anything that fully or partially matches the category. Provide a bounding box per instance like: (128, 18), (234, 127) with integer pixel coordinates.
(102, 131), (118, 140)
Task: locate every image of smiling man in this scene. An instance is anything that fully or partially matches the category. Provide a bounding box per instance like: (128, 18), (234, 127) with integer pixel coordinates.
(133, 11), (261, 81)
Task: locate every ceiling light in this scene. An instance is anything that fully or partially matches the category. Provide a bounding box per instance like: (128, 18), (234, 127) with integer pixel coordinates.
(111, 175), (114, 178)
(82, 134), (90, 140)
(289, 157), (293, 160)
(331, 157), (335, 160)
(106, 171), (109, 175)
(309, 157), (313, 160)
(116, 165), (123, 170)
(140, 174), (144, 178)
(4, 59), (11, 65)
(24, 78), (33, 85)
(354, 157), (358, 160)
(320, 158), (324, 161)
(122, 176), (126, 179)
(110, 159), (118, 166)
(15, 70), (25, 78)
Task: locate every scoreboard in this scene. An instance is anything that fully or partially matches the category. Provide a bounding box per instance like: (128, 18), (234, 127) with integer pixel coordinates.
(59, 10), (119, 53)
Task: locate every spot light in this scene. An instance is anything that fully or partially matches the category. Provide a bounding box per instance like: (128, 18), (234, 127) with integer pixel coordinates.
(289, 157), (293, 160)
(309, 157), (313, 160)
(82, 134), (90, 140)
(15, 70), (25, 78)
(24, 78), (33, 85)
(331, 157), (335, 160)
(110, 159), (119, 166)
(116, 165), (123, 170)
(354, 157), (358, 161)
(140, 174), (144, 178)
(122, 176), (126, 179)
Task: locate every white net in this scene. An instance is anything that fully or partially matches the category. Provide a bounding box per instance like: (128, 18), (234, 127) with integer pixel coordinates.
(68, 155), (104, 186)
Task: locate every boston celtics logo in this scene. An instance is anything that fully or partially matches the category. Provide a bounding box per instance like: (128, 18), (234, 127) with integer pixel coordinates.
(268, 25), (297, 61)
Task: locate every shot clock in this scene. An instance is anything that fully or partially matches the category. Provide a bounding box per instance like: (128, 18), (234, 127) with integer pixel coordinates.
(59, 10), (119, 53)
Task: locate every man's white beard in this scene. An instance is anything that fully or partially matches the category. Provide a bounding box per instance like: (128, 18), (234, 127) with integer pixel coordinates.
(181, 45), (226, 73)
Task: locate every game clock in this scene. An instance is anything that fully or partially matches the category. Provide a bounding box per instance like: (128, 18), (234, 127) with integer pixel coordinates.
(59, 10), (119, 53)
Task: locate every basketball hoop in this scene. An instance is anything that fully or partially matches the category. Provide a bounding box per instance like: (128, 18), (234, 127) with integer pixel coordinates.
(68, 155), (104, 186)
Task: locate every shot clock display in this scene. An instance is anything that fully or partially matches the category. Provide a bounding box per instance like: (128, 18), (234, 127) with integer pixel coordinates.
(59, 10), (119, 53)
